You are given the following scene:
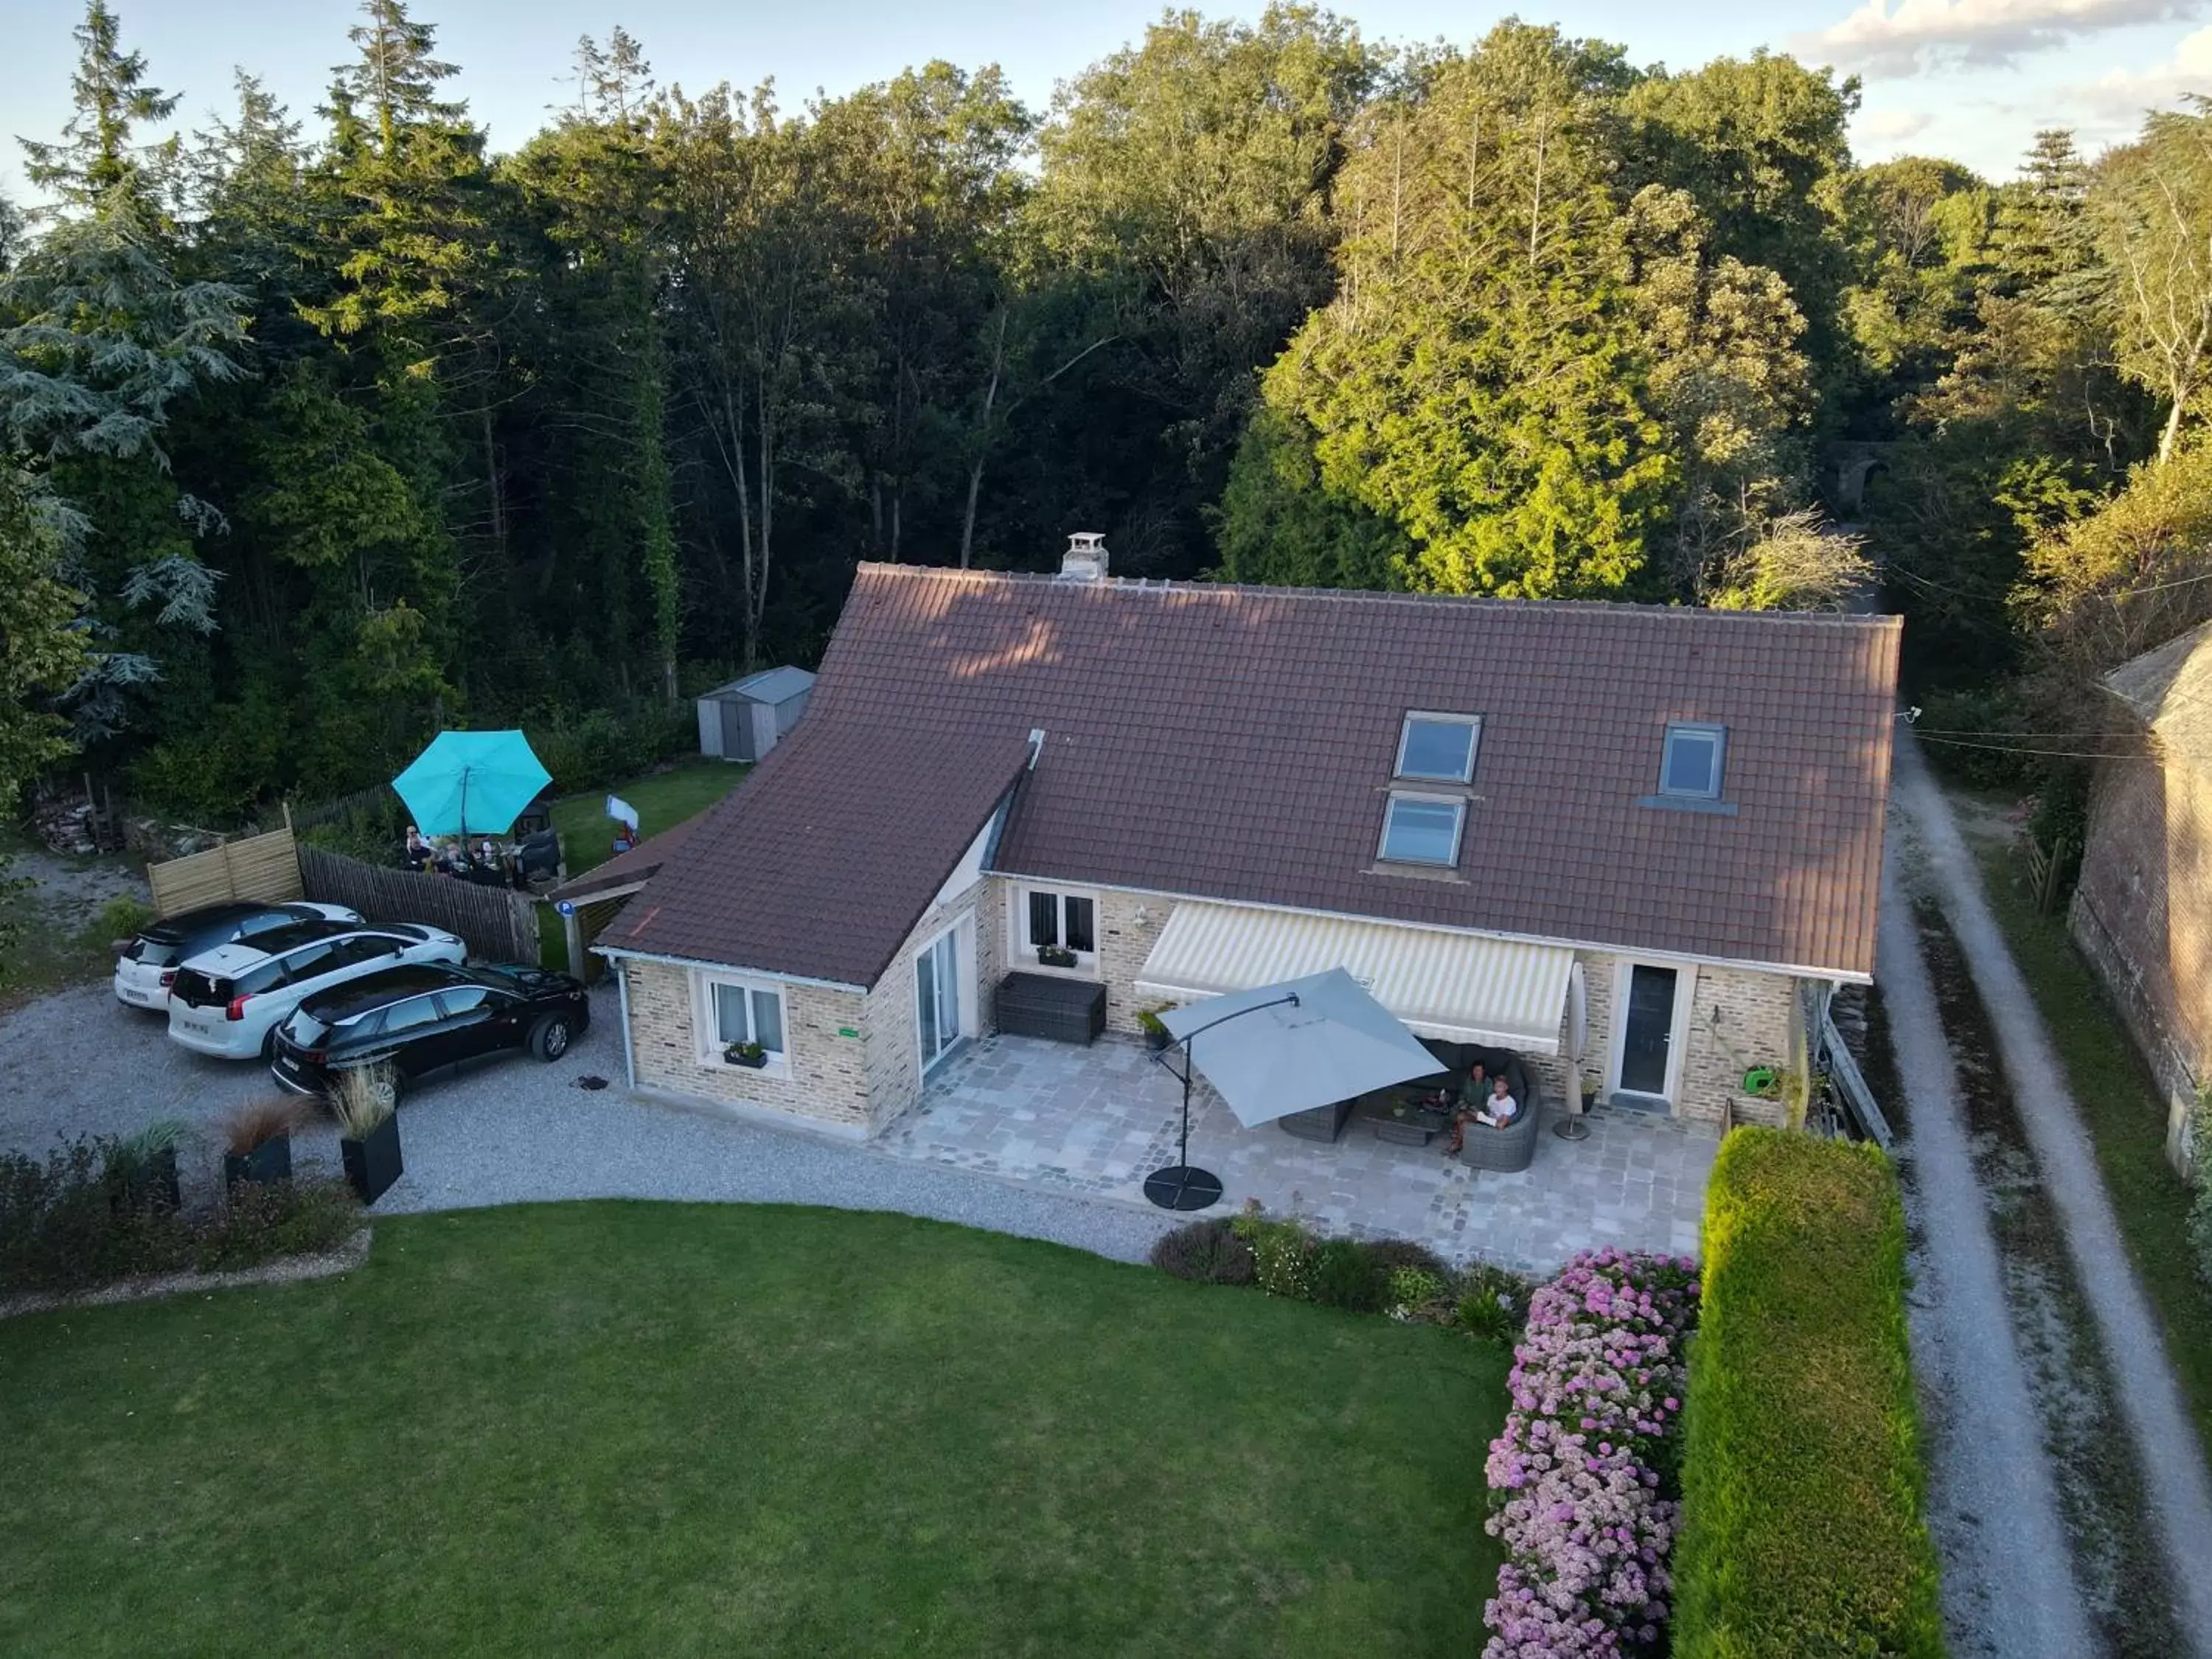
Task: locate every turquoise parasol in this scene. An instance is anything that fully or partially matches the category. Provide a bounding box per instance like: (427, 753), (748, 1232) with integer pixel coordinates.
(392, 731), (552, 838)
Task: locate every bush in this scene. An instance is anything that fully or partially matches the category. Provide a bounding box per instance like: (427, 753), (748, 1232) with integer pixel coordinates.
(1364, 1238), (1450, 1279)
(1231, 1206), (1318, 1301)
(1310, 1237), (1383, 1312)
(528, 700), (693, 794)
(91, 894), (156, 945)
(1454, 1262), (1529, 1342)
(1672, 1128), (1943, 1659)
(1385, 1265), (1448, 1321)
(1483, 1248), (1700, 1658)
(0, 1135), (361, 1296)
(1149, 1217), (1256, 1286)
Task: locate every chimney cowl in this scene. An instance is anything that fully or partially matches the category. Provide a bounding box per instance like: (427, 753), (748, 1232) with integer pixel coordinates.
(1060, 532), (1109, 581)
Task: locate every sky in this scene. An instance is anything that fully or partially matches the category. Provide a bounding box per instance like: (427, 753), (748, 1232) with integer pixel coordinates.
(5, 0), (2211, 203)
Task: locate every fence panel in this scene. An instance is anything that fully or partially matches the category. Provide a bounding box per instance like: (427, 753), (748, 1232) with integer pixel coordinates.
(147, 827), (302, 916)
(299, 846), (542, 964)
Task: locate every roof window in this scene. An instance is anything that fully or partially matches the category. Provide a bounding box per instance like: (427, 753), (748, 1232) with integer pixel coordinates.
(1379, 793), (1466, 866)
(1659, 723), (1727, 800)
(1395, 712), (1480, 784)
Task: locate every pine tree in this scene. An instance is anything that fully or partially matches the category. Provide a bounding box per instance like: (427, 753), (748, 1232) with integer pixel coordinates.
(18, 0), (180, 212)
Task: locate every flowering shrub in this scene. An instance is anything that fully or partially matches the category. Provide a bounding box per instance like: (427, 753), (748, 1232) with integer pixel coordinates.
(1385, 1265), (1446, 1320)
(1482, 1248), (1700, 1659)
(1230, 1206), (1318, 1300)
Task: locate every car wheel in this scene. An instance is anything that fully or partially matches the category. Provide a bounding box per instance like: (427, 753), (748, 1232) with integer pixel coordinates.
(530, 1015), (572, 1062)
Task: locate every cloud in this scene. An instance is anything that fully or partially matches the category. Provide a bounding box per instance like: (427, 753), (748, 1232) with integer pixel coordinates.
(2069, 21), (2212, 114)
(1790, 0), (2201, 75)
(1857, 106), (1938, 139)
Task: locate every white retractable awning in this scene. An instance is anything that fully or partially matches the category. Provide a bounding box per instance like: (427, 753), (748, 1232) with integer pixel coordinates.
(1135, 901), (1574, 1054)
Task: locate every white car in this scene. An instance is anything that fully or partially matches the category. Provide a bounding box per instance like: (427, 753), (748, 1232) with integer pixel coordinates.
(166, 919), (467, 1060)
(114, 900), (363, 1010)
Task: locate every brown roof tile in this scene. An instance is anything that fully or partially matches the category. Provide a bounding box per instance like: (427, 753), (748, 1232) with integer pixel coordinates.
(606, 567), (1902, 983)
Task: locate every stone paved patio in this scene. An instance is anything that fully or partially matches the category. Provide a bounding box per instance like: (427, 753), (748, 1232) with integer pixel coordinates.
(880, 1033), (1717, 1274)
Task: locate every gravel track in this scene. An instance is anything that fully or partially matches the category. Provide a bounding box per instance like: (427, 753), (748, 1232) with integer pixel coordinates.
(0, 981), (1175, 1267)
(1879, 823), (2093, 1659)
(1892, 734), (2212, 1656)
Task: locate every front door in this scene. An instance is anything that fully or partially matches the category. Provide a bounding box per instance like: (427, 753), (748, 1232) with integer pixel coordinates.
(918, 928), (963, 1073)
(1619, 964), (1679, 1097)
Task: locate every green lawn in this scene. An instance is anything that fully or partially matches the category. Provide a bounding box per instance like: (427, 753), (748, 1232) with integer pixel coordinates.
(549, 758), (748, 878)
(0, 1204), (1505, 1658)
(1966, 835), (2212, 1472)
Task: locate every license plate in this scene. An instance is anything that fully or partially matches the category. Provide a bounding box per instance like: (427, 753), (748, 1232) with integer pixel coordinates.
(276, 1057), (300, 1075)
(121, 989), (147, 1004)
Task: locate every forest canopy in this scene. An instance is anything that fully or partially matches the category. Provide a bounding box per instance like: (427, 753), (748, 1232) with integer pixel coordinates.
(1, 1), (2204, 821)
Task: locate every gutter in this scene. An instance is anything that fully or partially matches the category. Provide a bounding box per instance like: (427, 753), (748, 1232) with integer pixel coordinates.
(591, 942), (871, 997)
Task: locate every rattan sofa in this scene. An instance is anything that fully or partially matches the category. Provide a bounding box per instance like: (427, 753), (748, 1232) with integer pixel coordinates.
(1455, 1055), (1543, 1172)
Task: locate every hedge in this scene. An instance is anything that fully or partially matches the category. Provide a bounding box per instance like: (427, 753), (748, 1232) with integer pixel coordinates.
(1673, 1127), (1945, 1658)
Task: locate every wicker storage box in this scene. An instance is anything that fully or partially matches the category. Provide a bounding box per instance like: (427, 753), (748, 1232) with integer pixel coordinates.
(994, 972), (1107, 1045)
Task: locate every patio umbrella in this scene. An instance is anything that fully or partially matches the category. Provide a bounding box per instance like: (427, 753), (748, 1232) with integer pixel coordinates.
(392, 730), (552, 839)
(1160, 968), (1444, 1130)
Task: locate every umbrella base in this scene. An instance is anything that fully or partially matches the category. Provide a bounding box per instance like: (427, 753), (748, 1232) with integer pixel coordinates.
(1143, 1165), (1224, 1212)
(1553, 1116), (1592, 1141)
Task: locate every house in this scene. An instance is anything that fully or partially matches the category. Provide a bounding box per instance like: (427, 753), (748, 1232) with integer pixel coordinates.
(2070, 621), (2212, 1166)
(695, 665), (815, 762)
(597, 540), (1902, 1141)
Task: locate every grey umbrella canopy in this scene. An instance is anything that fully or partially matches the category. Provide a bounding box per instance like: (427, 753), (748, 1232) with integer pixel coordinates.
(1159, 967), (1444, 1130)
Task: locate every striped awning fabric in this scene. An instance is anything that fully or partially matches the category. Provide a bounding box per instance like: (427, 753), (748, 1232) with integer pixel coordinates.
(1134, 900), (1574, 1054)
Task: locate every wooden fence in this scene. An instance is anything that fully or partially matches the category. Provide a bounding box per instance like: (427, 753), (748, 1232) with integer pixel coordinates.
(147, 826), (303, 916)
(299, 846), (542, 964)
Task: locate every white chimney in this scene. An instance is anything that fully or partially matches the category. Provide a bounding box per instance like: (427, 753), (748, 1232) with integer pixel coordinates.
(1060, 532), (1110, 581)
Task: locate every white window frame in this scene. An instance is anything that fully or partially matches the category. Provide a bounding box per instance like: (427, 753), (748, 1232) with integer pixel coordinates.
(1377, 791), (1467, 867)
(1604, 957), (1698, 1106)
(1394, 711), (1481, 784)
(1012, 884), (1101, 973)
(1659, 722), (1728, 800)
(916, 917), (978, 1082)
(691, 970), (792, 1079)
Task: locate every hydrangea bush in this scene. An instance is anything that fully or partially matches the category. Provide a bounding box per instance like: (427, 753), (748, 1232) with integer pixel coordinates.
(1482, 1248), (1700, 1659)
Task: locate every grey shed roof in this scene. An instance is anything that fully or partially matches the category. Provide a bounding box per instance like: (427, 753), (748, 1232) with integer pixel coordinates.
(706, 666), (815, 705)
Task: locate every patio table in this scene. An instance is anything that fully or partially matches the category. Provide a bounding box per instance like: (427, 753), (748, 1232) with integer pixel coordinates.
(1352, 1087), (1453, 1146)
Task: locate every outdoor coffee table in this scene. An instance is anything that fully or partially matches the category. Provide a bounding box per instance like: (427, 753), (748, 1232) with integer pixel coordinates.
(1352, 1089), (1453, 1146)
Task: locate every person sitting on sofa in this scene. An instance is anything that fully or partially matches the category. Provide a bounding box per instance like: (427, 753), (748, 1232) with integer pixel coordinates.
(1475, 1073), (1520, 1128)
(1444, 1066), (1513, 1155)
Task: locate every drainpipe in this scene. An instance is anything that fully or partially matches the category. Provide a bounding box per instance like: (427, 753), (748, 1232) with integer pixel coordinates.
(616, 958), (636, 1090)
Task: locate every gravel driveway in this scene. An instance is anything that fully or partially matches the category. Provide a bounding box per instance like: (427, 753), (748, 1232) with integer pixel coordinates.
(0, 981), (1175, 1266)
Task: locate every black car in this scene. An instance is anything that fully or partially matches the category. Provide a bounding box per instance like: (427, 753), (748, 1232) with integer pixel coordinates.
(268, 961), (589, 1099)
(114, 899), (364, 1009)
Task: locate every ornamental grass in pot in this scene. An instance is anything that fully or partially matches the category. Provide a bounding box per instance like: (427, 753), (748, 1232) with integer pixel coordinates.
(220, 1098), (304, 1189)
(327, 1064), (403, 1206)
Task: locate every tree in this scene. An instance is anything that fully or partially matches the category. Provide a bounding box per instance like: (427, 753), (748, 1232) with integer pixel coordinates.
(2094, 104), (2212, 466)
(0, 466), (91, 803)
(18, 0), (179, 212)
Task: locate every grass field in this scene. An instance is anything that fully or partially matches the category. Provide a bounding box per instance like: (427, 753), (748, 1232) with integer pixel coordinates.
(549, 759), (747, 879)
(0, 1203), (1504, 1658)
(1964, 832), (2212, 1475)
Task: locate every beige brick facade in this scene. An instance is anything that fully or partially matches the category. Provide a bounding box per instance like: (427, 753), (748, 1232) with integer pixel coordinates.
(622, 876), (1810, 1135)
(2073, 750), (2212, 1166)
(623, 959), (872, 1133)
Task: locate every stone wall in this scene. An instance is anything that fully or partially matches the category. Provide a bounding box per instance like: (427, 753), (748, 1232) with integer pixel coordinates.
(2073, 748), (2208, 1166)
(623, 958), (872, 1133)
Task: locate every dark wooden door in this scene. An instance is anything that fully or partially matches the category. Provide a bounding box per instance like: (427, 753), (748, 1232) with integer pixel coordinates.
(1620, 964), (1679, 1096)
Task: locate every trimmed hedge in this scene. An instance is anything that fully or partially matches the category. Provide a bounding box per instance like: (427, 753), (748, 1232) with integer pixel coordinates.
(1674, 1127), (1945, 1658)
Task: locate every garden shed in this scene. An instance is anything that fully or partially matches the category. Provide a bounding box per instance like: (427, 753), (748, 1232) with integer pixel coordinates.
(696, 666), (815, 762)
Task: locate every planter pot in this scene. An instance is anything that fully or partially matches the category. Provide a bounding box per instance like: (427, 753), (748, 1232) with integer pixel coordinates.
(726, 1050), (769, 1070)
(1144, 1026), (1172, 1053)
(223, 1135), (292, 1189)
(1036, 947), (1077, 969)
(340, 1113), (403, 1206)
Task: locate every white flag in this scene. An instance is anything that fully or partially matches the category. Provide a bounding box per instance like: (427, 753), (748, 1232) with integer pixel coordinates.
(607, 795), (639, 832)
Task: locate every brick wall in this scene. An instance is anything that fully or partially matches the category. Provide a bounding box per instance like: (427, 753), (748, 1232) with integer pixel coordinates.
(2073, 750), (2209, 1166)
(984, 881), (1166, 1034)
(1676, 962), (1798, 1128)
(623, 958), (872, 1132)
(860, 877), (997, 1133)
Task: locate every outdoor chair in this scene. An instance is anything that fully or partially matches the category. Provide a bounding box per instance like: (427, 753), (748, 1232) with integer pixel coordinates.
(1455, 1054), (1543, 1174)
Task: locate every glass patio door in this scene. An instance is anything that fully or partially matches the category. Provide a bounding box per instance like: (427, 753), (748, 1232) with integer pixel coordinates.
(917, 928), (963, 1072)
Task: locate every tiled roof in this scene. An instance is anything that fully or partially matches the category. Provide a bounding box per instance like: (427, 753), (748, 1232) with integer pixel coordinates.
(606, 566), (1901, 983)
(2104, 620), (2212, 776)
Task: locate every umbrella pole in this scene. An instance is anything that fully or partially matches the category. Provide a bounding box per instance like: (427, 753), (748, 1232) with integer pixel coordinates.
(1144, 991), (1298, 1214)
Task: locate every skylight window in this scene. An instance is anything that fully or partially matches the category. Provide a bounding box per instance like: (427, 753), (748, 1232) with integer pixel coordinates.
(1379, 793), (1466, 866)
(1395, 712), (1481, 783)
(1659, 723), (1727, 800)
